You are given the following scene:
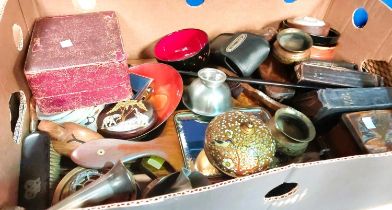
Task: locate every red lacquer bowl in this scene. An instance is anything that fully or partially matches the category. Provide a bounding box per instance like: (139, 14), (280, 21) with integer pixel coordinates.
(128, 63), (183, 140)
(154, 28), (210, 72)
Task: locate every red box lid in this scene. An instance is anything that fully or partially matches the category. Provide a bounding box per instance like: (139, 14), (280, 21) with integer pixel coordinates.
(25, 11), (126, 73)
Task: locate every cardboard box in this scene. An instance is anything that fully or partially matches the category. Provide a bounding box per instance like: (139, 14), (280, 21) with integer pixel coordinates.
(0, 0), (391, 209)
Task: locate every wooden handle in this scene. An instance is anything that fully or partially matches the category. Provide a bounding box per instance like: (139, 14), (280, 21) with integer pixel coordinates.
(29, 98), (38, 132)
(216, 66), (288, 111)
(71, 137), (178, 169)
(38, 120), (103, 157)
(38, 120), (67, 140)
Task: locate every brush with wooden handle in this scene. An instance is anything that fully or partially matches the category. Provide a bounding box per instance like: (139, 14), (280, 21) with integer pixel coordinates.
(71, 137), (179, 170)
(38, 120), (103, 157)
(19, 99), (61, 209)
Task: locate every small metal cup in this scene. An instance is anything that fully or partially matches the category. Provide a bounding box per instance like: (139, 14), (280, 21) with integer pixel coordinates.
(277, 28), (313, 52)
(272, 28), (313, 64)
(268, 107), (316, 156)
(182, 68), (233, 117)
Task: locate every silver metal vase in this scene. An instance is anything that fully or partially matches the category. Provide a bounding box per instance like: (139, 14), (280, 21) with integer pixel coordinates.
(182, 68), (232, 117)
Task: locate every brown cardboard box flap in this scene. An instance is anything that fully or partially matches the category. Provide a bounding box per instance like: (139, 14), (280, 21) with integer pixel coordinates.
(83, 153), (392, 210)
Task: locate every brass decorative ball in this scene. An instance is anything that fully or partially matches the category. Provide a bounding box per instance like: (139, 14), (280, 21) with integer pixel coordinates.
(204, 111), (276, 177)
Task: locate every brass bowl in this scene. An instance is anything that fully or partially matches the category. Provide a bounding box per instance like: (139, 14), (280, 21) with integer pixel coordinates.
(272, 41), (311, 64)
(274, 135), (309, 157)
(273, 28), (313, 64)
(267, 107), (316, 156)
(277, 28), (313, 52)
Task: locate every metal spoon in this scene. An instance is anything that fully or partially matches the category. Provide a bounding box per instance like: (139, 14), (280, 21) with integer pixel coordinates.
(178, 70), (320, 89)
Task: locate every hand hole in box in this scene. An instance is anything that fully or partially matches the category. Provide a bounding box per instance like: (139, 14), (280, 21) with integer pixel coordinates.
(186, 0), (204, 7)
(284, 0), (297, 3)
(352, 7), (368, 28)
(380, 0), (392, 10)
(9, 91), (26, 144)
(264, 182), (298, 201)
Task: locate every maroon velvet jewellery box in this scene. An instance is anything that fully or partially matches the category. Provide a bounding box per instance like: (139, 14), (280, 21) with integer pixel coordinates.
(24, 11), (132, 114)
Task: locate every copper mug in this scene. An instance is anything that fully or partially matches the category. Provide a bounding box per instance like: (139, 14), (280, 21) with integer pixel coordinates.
(267, 107), (316, 156)
(310, 45), (336, 60)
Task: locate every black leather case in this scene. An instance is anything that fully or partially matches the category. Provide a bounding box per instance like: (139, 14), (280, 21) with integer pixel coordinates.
(210, 33), (270, 77)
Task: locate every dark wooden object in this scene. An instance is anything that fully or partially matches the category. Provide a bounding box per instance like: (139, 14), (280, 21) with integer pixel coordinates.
(323, 122), (363, 157)
(292, 87), (392, 123)
(38, 121), (103, 157)
(295, 62), (383, 88)
(342, 110), (392, 154)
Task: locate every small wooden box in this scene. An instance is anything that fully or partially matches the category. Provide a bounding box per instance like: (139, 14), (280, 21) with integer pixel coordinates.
(24, 11), (132, 114)
(342, 110), (392, 154)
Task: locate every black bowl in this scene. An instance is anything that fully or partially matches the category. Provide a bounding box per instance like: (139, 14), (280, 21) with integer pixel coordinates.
(310, 28), (340, 47)
(281, 20), (340, 47)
